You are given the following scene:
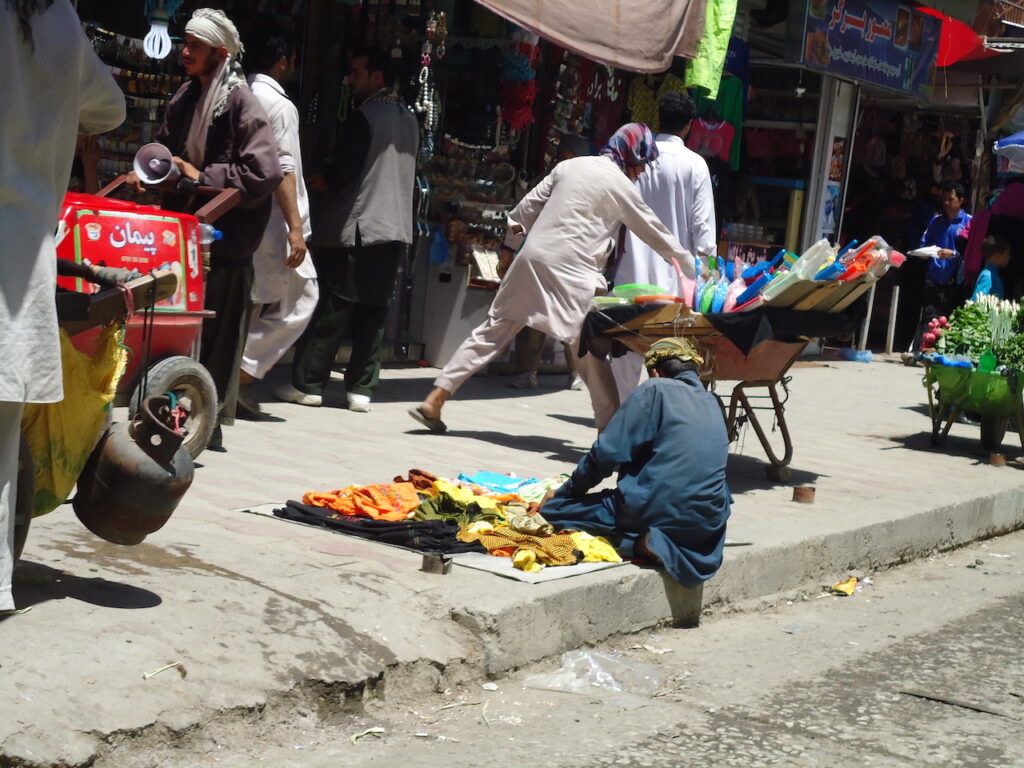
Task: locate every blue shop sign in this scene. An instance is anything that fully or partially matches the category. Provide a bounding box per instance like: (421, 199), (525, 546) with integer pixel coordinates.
(798, 0), (941, 97)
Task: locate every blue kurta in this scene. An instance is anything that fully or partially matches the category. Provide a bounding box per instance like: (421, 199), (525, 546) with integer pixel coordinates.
(543, 369), (731, 586)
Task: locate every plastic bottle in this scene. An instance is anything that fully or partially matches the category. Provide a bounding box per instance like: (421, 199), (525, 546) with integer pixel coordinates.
(198, 223), (222, 245)
(197, 224), (222, 273)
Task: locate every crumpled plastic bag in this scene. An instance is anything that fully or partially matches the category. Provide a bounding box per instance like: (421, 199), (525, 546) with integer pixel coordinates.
(522, 650), (661, 696)
(20, 325), (126, 517)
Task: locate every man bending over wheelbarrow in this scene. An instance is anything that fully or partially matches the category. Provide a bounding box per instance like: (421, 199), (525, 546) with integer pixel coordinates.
(128, 8), (282, 448)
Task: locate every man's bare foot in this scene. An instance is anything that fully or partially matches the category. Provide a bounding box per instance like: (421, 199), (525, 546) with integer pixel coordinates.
(634, 532), (662, 564)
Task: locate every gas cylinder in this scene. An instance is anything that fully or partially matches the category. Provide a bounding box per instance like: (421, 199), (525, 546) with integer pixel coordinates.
(73, 394), (194, 545)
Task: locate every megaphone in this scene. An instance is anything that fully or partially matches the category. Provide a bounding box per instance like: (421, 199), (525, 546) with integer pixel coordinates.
(132, 142), (180, 185)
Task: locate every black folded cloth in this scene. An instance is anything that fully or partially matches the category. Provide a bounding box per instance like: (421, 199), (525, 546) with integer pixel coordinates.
(273, 501), (486, 554)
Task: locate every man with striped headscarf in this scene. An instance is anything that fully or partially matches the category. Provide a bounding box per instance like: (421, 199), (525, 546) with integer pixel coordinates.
(411, 123), (694, 434)
(128, 8), (282, 448)
(540, 337), (732, 588)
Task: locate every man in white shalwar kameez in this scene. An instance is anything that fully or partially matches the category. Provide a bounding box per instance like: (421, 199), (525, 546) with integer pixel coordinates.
(0, 0), (125, 610)
(612, 92), (717, 402)
(238, 27), (318, 415)
(411, 124), (695, 434)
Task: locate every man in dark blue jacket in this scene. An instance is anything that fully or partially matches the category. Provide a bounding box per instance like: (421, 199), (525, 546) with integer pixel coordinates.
(541, 337), (731, 587)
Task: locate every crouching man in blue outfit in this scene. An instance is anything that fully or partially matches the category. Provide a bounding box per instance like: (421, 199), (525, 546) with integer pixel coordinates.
(541, 337), (731, 587)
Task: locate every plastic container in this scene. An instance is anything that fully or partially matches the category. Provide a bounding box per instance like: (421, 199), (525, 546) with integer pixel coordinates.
(593, 296), (630, 308)
(611, 283), (666, 300)
(735, 272), (771, 306)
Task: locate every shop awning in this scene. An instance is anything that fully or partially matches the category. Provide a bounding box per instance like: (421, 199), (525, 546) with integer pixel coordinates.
(471, 0), (703, 73)
(916, 6), (1004, 66)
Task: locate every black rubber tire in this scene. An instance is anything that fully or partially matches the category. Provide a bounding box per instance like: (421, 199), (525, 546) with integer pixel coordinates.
(13, 433), (33, 563)
(129, 356), (217, 460)
(980, 415), (1009, 451)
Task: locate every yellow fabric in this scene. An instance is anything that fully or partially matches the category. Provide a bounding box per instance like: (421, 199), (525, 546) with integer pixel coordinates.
(570, 531), (623, 563)
(512, 549), (544, 573)
(21, 325), (127, 517)
(457, 524), (580, 567)
(643, 336), (704, 367)
(431, 479), (518, 513)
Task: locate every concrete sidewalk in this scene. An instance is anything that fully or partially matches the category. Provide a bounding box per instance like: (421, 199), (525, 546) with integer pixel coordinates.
(4, 354), (1024, 766)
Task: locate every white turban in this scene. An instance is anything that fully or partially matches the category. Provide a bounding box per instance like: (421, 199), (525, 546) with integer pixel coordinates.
(183, 8), (247, 167)
(184, 8), (243, 57)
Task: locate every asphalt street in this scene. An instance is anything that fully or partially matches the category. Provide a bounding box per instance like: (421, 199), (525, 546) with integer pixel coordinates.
(92, 530), (1024, 768)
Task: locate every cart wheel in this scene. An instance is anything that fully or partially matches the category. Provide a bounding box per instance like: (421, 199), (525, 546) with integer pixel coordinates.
(129, 356), (217, 460)
(980, 415), (1009, 451)
(13, 433), (33, 563)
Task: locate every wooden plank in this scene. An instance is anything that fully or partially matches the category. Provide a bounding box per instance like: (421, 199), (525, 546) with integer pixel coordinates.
(60, 270), (178, 336)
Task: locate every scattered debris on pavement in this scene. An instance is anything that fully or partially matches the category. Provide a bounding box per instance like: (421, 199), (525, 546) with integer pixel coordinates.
(349, 726), (386, 744)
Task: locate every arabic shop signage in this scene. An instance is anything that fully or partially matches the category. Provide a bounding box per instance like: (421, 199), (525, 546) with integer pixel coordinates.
(797, 0), (941, 97)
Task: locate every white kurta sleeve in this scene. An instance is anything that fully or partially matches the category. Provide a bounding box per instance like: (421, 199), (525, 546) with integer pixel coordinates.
(77, 44), (126, 135)
(613, 177), (696, 278)
(689, 162), (717, 259)
(506, 166), (556, 234)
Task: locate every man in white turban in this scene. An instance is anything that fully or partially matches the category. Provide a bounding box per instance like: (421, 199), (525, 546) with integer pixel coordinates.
(128, 7), (282, 450)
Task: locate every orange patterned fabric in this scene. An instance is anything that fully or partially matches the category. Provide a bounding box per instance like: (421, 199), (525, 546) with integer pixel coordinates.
(303, 482), (421, 522)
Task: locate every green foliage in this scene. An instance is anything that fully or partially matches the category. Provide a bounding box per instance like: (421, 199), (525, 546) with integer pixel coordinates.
(941, 302), (991, 362)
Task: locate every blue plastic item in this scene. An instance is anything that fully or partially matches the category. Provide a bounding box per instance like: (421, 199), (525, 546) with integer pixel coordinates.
(741, 249), (786, 281)
(429, 228), (449, 264)
(933, 355), (973, 368)
(840, 348), (873, 363)
(814, 260), (847, 281)
(735, 272), (771, 306)
(711, 276), (729, 312)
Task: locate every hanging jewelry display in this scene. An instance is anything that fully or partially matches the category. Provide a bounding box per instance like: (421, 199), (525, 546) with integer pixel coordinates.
(542, 51), (582, 170)
(499, 25), (539, 150)
(415, 11), (446, 162)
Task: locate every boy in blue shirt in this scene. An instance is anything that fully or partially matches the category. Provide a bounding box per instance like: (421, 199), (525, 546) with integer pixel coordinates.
(972, 235), (1011, 300)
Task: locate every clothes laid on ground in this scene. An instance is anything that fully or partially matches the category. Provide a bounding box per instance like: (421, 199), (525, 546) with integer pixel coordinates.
(288, 470), (623, 569)
(415, 491), (500, 528)
(303, 482), (421, 521)
(457, 471), (540, 494)
(274, 501), (485, 553)
(458, 521), (581, 566)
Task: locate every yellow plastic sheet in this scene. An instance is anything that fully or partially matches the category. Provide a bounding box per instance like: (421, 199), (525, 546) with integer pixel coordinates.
(20, 325), (126, 517)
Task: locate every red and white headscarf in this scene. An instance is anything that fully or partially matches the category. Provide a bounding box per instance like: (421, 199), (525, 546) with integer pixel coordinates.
(600, 122), (659, 172)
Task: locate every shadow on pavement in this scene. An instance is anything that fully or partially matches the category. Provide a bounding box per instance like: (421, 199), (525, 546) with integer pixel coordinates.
(546, 413), (595, 429)
(884, 431), (1024, 464)
(726, 453), (823, 494)
(4, 562), (161, 621)
(405, 428), (587, 464)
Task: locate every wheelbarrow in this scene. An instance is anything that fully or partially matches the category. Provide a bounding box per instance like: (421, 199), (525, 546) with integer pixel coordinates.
(55, 178), (240, 458)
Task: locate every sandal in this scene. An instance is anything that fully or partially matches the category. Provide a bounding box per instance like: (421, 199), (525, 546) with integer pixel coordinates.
(408, 406), (447, 434)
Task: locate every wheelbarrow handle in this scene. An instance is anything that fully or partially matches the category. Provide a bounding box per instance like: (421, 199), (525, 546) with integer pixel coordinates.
(95, 175), (241, 225)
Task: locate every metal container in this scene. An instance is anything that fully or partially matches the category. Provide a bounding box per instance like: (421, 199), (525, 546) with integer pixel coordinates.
(73, 395), (194, 545)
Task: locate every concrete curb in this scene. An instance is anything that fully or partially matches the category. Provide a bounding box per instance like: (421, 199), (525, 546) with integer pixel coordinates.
(444, 486), (1024, 677)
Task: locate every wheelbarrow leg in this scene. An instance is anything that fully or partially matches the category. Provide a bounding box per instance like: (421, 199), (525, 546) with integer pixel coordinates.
(732, 382), (793, 481)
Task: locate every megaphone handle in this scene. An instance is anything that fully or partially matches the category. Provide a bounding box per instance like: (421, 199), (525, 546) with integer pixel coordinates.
(96, 174), (130, 198)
